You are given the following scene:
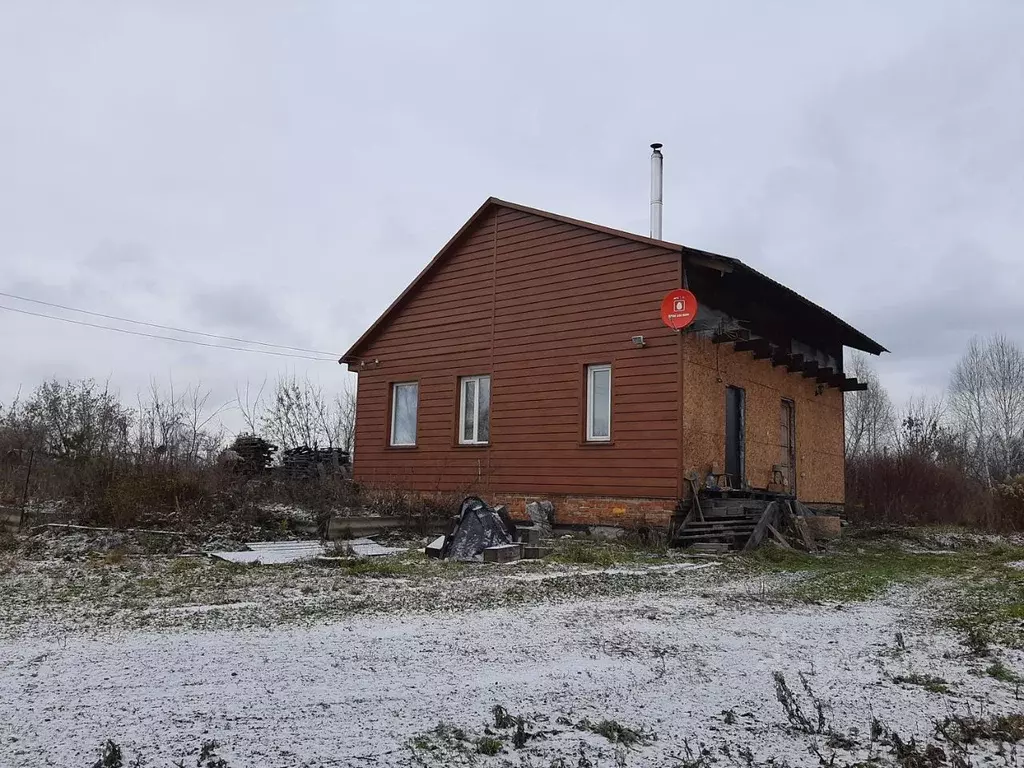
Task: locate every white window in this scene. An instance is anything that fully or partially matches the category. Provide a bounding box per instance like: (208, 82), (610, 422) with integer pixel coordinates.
(586, 364), (612, 441)
(390, 382), (418, 446)
(459, 375), (491, 444)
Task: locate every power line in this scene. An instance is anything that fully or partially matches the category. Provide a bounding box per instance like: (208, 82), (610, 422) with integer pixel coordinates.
(0, 303), (337, 362)
(0, 290), (339, 357)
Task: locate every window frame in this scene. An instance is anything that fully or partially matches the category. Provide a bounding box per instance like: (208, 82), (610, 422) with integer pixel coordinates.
(389, 381), (419, 447)
(458, 374), (491, 445)
(585, 364), (612, 442)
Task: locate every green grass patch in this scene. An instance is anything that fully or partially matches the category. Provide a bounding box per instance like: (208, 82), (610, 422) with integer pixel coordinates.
(575, 717), (655, 746)
(168, 557), (202, 573)
(475, 736), (503, 755)
(986, 659), (1022, 684)
(891, 673), (950, 694)
(734, 539), (1024, 606)
(549, 539), (668, 568)
(334, 558), (414, 578)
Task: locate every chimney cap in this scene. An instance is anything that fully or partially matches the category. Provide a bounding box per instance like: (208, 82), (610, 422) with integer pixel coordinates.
(650, 142), (663, 151)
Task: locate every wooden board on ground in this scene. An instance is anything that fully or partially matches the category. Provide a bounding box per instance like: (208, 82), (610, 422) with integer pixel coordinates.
(766, 523), (793, 549)
(784, 501), (818, 551)
(743, 501), (780, 551)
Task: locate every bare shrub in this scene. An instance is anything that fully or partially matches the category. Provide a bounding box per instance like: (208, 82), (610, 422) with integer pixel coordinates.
(260, 375), (355, 454)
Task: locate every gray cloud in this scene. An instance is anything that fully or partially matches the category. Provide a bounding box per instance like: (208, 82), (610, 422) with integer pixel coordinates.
(188, 285), (298, 337)
(1, 1), (1021, 427)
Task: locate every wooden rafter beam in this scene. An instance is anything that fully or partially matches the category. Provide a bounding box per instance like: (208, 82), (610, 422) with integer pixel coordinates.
(733, 338), (760, 353)
(712, 329), (750, 345)
(785, 354), (805, 373)
(801, 360), (820, 378)
(751, 341), (775, 360)
(840, 378), (869, 392)
(815, 368), (836, 384)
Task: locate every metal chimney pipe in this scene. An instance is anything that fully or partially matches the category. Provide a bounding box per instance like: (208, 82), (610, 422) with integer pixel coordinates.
(650, 143), (663, 240)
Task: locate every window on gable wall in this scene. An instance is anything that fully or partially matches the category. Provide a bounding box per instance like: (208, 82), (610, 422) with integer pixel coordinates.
(390, 382), (418, 446)
(459, 375), (490, 444)
(586, 364), (612, 441)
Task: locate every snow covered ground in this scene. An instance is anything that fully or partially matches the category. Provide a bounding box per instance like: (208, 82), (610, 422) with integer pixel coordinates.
(1, 538), (1023, 767)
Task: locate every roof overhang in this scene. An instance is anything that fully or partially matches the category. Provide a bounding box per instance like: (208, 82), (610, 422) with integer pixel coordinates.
(341, 197), (887, 364)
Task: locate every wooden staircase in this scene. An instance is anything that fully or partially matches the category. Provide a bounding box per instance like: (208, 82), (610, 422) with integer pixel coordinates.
(671, 492), (793, 551)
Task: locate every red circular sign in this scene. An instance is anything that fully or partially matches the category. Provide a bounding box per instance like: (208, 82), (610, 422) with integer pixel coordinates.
(660, 289), (698, 330)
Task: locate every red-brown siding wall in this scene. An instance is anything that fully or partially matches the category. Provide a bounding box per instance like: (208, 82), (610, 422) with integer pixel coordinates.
(352, 206), (684, 499)
(350, 203), (848, 523)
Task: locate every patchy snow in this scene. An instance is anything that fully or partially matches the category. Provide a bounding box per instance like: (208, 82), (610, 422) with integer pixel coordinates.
(506, 561), (720, 582)
(1, 580), (1021, 767)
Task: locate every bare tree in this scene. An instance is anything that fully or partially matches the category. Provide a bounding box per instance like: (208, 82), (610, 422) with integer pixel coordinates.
(892, 393), (948, 459)
(263, 375), (321, 450)
(336, 379), (357, 455)
(260, 375), (355, 453)
(844, 351), (894, 458)
(949, 334), (1024, 484)
(21, 378), (133, 460)
(984, 334), (1024, 478)
(235, 378), (267, 435)
(136, 380), (228, 466)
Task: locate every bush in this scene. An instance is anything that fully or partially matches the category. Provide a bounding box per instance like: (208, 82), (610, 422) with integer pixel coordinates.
(845, 454), (1019, 531)
(995, 475), (1024, 527)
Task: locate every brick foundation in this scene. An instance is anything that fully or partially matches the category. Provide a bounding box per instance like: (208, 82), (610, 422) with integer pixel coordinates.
(492, 494), (676, 530)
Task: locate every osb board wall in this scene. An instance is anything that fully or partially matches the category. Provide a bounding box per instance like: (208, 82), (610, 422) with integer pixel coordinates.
(682, 335), (845, 504)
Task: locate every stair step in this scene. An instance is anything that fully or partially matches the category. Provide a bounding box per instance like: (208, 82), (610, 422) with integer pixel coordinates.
(696, 518), (761, 524)
(689, 542), (730, 554)
(683, 522), (756, 531)
(676, 530), (750, 542)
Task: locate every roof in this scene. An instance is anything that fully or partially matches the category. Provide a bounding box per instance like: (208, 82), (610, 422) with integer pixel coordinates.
(341, 197), (887, 362)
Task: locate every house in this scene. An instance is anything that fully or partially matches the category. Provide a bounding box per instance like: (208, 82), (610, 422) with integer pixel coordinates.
(340, 195), (886, 534)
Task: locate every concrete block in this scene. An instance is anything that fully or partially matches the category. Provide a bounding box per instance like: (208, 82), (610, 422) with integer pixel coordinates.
(483, 544), (521, 563)
(521, 546), (550, 560)
(525, 501), (554, 538)
(425, 535), (446, 559)
(517, 526), (540, 545)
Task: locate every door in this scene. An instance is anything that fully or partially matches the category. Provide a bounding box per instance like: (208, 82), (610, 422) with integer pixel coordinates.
(725, 386), (745, 486)
(780, 399), (796, 493)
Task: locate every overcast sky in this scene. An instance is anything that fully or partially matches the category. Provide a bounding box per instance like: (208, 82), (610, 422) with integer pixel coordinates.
(1, 1), (1021, 430)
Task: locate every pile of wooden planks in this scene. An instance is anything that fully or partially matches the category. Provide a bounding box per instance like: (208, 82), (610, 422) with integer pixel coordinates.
(743, 499), (823, 552)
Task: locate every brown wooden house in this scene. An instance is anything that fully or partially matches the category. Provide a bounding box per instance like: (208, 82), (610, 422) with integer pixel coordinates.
(341, 197), (885, 533)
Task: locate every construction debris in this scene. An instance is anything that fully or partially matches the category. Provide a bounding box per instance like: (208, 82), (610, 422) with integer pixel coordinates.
(208, 537), (405, 565)
(483, 544), (521, 563)
(424, 535), (446, 559)
(281, 446), (351, 478)
(340, 538), (407, 558)
(521, 545), (550, 560)
(525, 500), (554, 539)
(424, 497), (554, 563)
(441, 497), (517, 562)
(209, 540), (326, 565)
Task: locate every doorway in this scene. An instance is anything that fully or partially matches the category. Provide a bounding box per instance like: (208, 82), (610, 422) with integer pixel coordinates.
(780, 399), (796, 493)
(725, 386), (745, 487)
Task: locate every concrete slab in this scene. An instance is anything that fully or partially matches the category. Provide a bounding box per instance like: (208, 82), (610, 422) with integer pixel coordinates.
(483, 544), (521, 563)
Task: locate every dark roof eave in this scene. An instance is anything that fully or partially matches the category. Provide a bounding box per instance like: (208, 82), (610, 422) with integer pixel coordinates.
(683, 248), (888, 355)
